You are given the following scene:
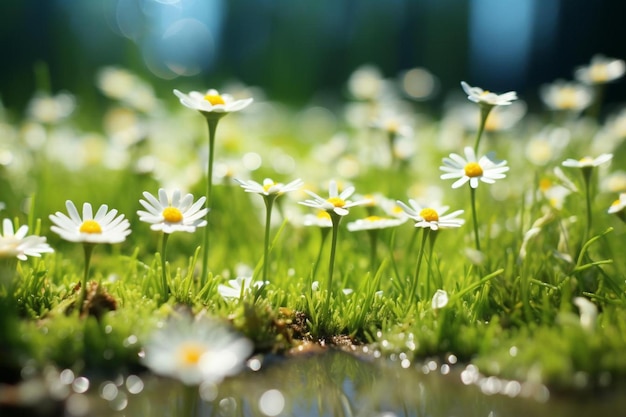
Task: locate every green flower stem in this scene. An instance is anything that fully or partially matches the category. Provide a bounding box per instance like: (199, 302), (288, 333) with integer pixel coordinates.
(325, 212), (342, 322)
(426, 230), (439, 298)
(473, 105), (492, 154)
(79, 243), (95, 314)
(409, 228), (429, 302)
(200, 115), (223, 286)
(582, 168), (593, 244)
(312, 227), (330, 289)
(470, 187), (481, 252)
(182, 385), (198, 417)
(161, 232), (170, 299)
(262, 195), (277, 283)
(367, 229), (379, 272)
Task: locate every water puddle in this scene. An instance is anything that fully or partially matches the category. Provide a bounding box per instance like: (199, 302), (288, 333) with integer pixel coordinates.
(6, 351), (626, 416)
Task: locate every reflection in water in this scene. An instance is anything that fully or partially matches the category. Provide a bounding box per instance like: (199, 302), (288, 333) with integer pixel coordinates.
(78, 351), (625, 417)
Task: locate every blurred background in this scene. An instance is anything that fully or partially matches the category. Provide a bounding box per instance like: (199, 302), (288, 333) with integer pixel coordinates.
(1, 0), (626, 114)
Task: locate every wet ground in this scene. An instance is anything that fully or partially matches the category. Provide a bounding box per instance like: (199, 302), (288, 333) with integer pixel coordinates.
(4, 350), (625, 417)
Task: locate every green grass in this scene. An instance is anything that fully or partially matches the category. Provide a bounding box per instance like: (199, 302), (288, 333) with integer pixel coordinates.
(2, 68), (626, 391)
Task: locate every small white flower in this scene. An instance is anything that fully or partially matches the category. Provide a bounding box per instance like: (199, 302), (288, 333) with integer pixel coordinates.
(461, 81), (517, 107)
(573, 297), (597, 331)
(608, 193), (626, 214)
(302, 211), (333, 228)
(0, 219), (54, 261)
(141, 315), (253, 385)
(26, 92), (76, 124)
(396, 199), (464, 230)
(346, 215), (405, 232)
(539, 80), (593, 112)
(173, 89), (253, 114)
(440, 146), (509, 189)
(575, 55), (626, 85)
(431, 289), (449, 309)
(217, 276), (266, 301)
(137, 189), (208, 234)
(299, 180), (369, 216)
(562, 154), (613, 169)
(49, 201), (131, 244)
(235, 178), (303, 196)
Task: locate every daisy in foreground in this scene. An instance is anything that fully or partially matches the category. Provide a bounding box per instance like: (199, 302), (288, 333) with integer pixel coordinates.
(141, 314), (253, 386)
(461, 81), (517, 153)
(138, 188), (208, 298)
(0, 218), (54, 261)
(235, 177), (303, 283)
(49, 201), (131, 312)
(397, 199), (464, 301)
(173, 88), (253, 287)
(440, 147), (508, 252)
(299, 180), (369, 324)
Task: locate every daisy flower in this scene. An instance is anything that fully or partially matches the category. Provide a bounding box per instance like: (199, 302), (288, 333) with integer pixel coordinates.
(396, 199), (464, 230)
(141, 315), (253, 386)
(575, 55), (626, 85)
(346, 216), (405, 232)
(461, 81), (518, 107)
(608, 193), (626, 215)
(0, 219), (53, 261)
(539, 80), (593, 112)
(49, 201), (131, 244)
(234, 178), (303, 196)
(137, 188), (208, 234)
(299, 180), (369, 216)
(217, 276), (266, 301)
(303, 211), (333, 228)
(562, 153), (613, 169)
(173, 89), (253, 115)
(440, 146), (509, 189)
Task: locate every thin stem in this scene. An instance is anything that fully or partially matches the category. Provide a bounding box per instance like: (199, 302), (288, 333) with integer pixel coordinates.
(473, 105), (492, 154)
(583, 171), (593, 244)
(325, 213), (342, 323)
(470, 187), (481, 252)
(409, 228), (429, 302)
(262, 196), (276, 283)
(426, 230), (438, 299)
(200, 116), (222, 286)
(161, 232), (170, 299)
(79, 243), (95, 314)
(312, 227), (330, 285)
(367, 229), (378, 272)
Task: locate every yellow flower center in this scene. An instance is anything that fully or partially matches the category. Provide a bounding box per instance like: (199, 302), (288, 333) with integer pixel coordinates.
(179, 343), (205, 366)
(365, 216), (383, 222)
(419, 208), (439, 222)
(263, 181), (276, 193)
(327, 197), (346, 207)
(317, 211), (331, 220)
(557, 87), (578, 109)
(589, 65), (608, 83)
(204, 94), (225, 105)
(464, 162), (483, 178)
(539, 178), (552, 192)
(611, 199), (622, 208)
(79, 220), (102, 234)
(579, 156), (594, 165)
(162, 207), (183, 223)
(481, 90), (491, 95)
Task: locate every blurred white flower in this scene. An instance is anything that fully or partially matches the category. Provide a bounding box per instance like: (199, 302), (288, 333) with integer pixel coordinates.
(235, 178), (303, 197)
(141, 315), (253, 385)
(0, 219), (53, 261)
(346, 215), (405, 232)
(573, 297), (597, 331)
(575, 55), (626, 85)
(26, 92), (76, 124)
(217, 276), (266, 301)
(562, 153), (613, 169)
(540, 80), (593, 112)
(431, 289), (449, 309)
(299, 180), (369, 217)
